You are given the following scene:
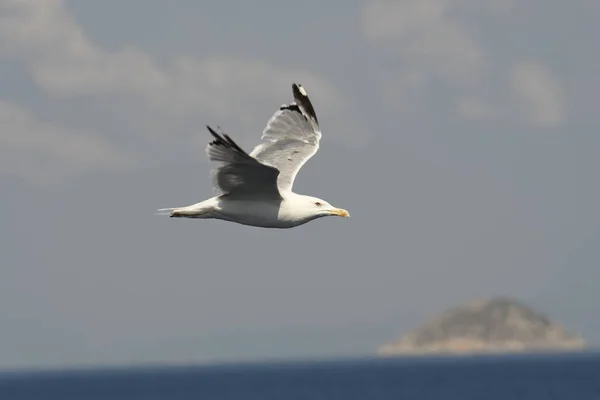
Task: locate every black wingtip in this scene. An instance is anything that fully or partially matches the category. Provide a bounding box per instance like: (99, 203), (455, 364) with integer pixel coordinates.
(206, 125), (221, 145)
(292, 83), (304, 98)
(205, 125), (248, 155)
(291, 83), (318, 124)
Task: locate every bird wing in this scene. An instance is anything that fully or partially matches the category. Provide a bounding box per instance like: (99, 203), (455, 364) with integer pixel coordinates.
(205, 125), (281, 198)
(249, 83), (322, 193)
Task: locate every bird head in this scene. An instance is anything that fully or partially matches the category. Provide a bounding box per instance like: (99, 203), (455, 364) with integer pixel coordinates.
(301, 195), (350, 219)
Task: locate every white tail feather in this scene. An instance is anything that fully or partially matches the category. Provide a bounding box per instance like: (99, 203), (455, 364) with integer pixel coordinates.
(156, 200), (213, 218)
(155, 207), (178, 216)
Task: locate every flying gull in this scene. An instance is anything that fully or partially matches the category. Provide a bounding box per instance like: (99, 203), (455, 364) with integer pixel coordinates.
(157, 83), (350, 228)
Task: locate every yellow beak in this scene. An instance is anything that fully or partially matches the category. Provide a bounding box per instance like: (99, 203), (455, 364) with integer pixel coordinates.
(330, 208), (350, 218)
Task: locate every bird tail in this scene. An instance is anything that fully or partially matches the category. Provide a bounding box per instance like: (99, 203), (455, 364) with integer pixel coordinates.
(155, 207), (178, 216)
(156, 202), (211, 218)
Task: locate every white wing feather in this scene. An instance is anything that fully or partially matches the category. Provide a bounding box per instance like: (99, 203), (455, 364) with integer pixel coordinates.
(205, 126), (280, 198)
(204, 83), (322, 197)
(250, 83), (321, 192)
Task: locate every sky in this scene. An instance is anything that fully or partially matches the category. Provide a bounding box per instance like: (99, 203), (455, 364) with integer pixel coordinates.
(1, 0), (599, 370)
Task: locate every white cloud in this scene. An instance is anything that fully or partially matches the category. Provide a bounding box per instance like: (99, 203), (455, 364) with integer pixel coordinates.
(364, 0), (484, 87)
(0, 99), (133, 184)
(0, 0), (340, 118)
(362, 0), (570, 129)
(0, 0), (341, 182)
(511, 61), (564, 128)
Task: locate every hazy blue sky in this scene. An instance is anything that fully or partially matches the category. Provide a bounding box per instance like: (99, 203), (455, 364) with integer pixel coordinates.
(1, 0), (599, 369)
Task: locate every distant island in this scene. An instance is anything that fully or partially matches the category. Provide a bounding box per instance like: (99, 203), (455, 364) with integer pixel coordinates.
(378, 297), (586, 356)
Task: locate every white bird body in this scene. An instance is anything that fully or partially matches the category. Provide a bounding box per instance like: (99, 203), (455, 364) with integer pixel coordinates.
(164, 193), (343, 229)
(157, 83), (349, 229)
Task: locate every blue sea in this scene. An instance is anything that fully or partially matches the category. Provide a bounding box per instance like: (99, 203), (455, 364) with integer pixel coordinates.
(1, 352), (599, 399)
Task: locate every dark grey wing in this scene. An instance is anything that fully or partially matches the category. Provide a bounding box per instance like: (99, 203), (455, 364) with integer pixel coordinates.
(249, 83), (322, 193)
(205, 126), (281, 198)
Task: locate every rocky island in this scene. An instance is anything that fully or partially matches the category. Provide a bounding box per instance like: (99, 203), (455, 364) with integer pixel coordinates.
(378, 297), (586, 356)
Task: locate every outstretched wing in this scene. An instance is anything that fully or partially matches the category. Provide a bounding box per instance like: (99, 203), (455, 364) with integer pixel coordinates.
(205, 126), (281, 198)
(249, 83), (321, 193)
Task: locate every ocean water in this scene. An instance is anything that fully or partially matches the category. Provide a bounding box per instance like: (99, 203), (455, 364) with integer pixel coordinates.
(1, 352), (599, 399)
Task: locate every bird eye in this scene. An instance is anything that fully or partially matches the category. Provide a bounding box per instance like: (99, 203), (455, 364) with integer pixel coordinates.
(315, 202), (322, 206)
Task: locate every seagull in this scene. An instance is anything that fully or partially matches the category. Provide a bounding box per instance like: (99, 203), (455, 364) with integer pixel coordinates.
(157, 83), (350, 228)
